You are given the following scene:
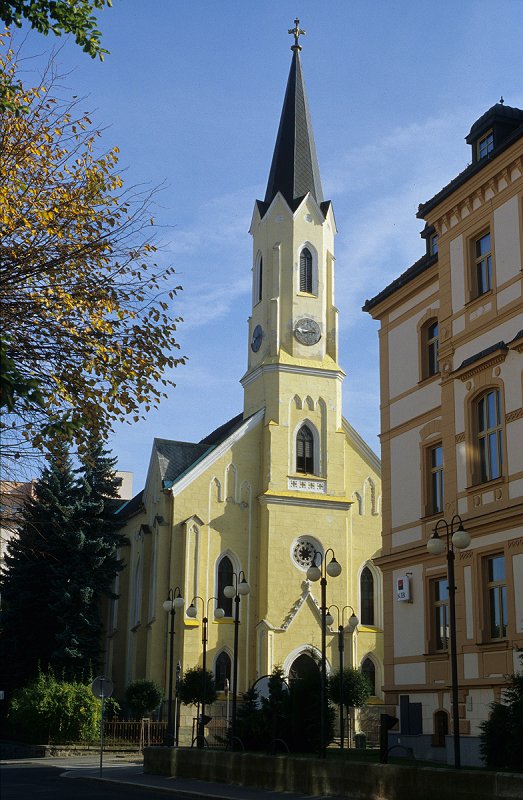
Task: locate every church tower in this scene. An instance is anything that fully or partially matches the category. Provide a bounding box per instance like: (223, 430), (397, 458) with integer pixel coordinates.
(242, 24), (346, 500)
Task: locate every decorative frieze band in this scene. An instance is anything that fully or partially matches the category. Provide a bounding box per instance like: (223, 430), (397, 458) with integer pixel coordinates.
(455, 432), (465, 444)
(288, 477), (327, 494)
(506, 408), (523, 424)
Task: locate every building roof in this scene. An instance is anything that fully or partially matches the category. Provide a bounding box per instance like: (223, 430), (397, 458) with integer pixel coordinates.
(262, 47), (324, 214)
(115, 413), (249, 520)
(417, 103), (523, 218)
(362, 253), (438, 313)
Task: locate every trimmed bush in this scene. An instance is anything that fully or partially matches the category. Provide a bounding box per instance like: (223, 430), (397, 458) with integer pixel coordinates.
(125, 679), (163, 719)
(8, 671), (100, 744)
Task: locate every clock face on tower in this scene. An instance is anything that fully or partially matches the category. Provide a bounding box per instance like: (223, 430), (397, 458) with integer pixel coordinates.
(294, 318), (321, 346)
(251, 324), (263, 352)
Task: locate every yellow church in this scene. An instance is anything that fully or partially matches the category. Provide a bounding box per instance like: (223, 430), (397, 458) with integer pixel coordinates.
(108, 28), (383, 743)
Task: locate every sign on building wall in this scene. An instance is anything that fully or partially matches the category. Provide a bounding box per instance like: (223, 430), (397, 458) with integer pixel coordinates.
(396, 575), (411, 602)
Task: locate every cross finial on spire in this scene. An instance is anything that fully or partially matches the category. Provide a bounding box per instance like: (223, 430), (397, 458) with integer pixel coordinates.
(288, 18), (305, 51)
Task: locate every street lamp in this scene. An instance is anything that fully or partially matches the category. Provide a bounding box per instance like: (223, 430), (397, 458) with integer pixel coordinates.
(427, 514), (470, 769)
(162, 587), (184, 746)
(186, 596), (225, 748)
(223, 570), (250, 747)
(307, 548), (342, 757)
(325, 604), (358, 749)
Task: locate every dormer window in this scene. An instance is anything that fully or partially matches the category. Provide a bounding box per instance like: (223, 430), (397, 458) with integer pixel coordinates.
(478, 130), (494, 160)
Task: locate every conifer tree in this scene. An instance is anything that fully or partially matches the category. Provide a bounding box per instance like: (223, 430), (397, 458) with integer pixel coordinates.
(0, 438), (127, 690)
(0, 441), (80, 689)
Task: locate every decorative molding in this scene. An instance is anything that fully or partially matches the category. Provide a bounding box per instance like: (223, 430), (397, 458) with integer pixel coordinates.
(508, 537), (523, 550)
(259, 493), (352, 511)
(453, 351), (508, 382)
(241, 362), (345, 388)
(455, 432), (465, 444)
(506, 408), (523, 423)
(288, 477), (326, 493)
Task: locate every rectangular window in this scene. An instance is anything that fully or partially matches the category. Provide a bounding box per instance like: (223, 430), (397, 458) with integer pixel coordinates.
(473, 231), (493, 297)
(486, 555), (507, 639)
(430, 233), (439, 255)
(432, 577), (449, 651)
(477, 389), (503, 482)
(478, 131), (494, 159)
(427, 443), (444, 515)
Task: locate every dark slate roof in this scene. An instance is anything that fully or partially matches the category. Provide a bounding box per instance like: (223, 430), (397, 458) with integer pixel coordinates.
(417, 105), (523, 219)
(115, 489), (144, 519)
(454, 341), (508, 373)
(362, 253), (438, 313)
(114, 413), (256, 518)
(199, 412), (245, 446)
(155, 439), (212, 487)
(465, 103), (523, 144)
(159, 412), (247, 488)
(262, 48), (324, 214)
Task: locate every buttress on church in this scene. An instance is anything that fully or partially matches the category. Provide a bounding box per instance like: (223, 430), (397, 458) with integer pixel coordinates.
(108, 33), (384, 736)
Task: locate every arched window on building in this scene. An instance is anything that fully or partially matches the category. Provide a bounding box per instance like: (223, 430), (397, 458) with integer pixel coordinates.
(217, 555), (234, 617)
(360, 566), (375, 626)
(296, 425), (314, 474)
(361, 657), (376, 696)
(215, 651), (232, 692)
(433, 709), (449, 747)
(299, 247), (313, 293)
(475, 388), (503, 483)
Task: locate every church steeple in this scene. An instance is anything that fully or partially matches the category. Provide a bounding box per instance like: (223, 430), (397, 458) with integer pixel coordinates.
(263, 24), (324, 212)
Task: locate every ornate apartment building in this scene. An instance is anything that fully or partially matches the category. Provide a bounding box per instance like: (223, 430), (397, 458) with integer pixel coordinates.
(364, 103), (523, 765)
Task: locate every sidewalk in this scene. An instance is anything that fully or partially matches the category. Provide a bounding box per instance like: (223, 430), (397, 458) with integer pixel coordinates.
(64, 760), (332, 800)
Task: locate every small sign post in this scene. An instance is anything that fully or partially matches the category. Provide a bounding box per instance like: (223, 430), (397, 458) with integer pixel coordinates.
(91, 676), (114, 777)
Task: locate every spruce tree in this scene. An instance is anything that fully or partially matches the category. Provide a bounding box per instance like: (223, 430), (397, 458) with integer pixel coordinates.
(1, 442), (80, 689)
(1, 438), (127, 691)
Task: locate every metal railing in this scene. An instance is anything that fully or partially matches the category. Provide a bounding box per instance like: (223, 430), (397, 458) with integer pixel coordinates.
(103, 719), (167, 749)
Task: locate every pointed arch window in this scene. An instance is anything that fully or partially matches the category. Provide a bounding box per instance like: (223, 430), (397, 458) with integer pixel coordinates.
(217, 555), (234, 617)
(254, 254), (263, 305)
(215, 651), (232, 692)
(361, 657), (376, 695)
(296, 425), (314, 474)
(300, 247), (313, 293)
(360, 566), (375, 626)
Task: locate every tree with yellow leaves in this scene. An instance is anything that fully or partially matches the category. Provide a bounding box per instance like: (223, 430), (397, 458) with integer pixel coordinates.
(0, 33), (185, 474)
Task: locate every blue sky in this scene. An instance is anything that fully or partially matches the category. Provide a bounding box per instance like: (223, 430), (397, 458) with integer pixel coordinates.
(15, 1), (523, 493)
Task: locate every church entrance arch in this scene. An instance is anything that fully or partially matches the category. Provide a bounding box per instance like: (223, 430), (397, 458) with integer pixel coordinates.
(288, 652), (320, 681)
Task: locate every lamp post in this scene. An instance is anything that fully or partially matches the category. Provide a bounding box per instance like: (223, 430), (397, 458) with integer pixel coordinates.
(223, 570), (250, 747)
(162, 587), (184, 746)
(307, 548), (342, 757)
(325, 604), (358, 749)
(186, 596), (225, 748)
(427, 514), (470, 769)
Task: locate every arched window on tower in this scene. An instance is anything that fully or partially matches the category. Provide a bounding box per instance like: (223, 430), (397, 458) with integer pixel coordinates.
(215, 651), (232, 692)
(217, 555), (234, 617)
(360, 566), (375, 626)
(300, 247), (313, 293)
(361, 657), (376, 695)
(296, 425), (314, 474)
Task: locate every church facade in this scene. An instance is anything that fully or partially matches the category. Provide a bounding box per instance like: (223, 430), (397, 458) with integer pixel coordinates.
(108, 34), (383, 739)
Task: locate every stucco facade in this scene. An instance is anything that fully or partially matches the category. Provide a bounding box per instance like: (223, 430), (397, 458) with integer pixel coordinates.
(107, 42), (383, 742)
(364, 103), (523, 765)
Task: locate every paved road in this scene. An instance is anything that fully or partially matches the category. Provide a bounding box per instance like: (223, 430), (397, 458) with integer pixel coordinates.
(1, 758), (324, 800)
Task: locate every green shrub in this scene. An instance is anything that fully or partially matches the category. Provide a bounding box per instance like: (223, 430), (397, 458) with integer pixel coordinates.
(124, 679), (163, 719)
(8, 671), (100, 743)
(480, 657), (523, 771)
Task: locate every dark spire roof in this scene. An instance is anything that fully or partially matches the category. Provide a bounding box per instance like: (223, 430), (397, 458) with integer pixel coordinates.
(263, 48), (324, 212)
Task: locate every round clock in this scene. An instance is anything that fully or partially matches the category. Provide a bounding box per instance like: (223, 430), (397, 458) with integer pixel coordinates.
(294, 318), (321, 346)
(251, 324), (263, 352)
